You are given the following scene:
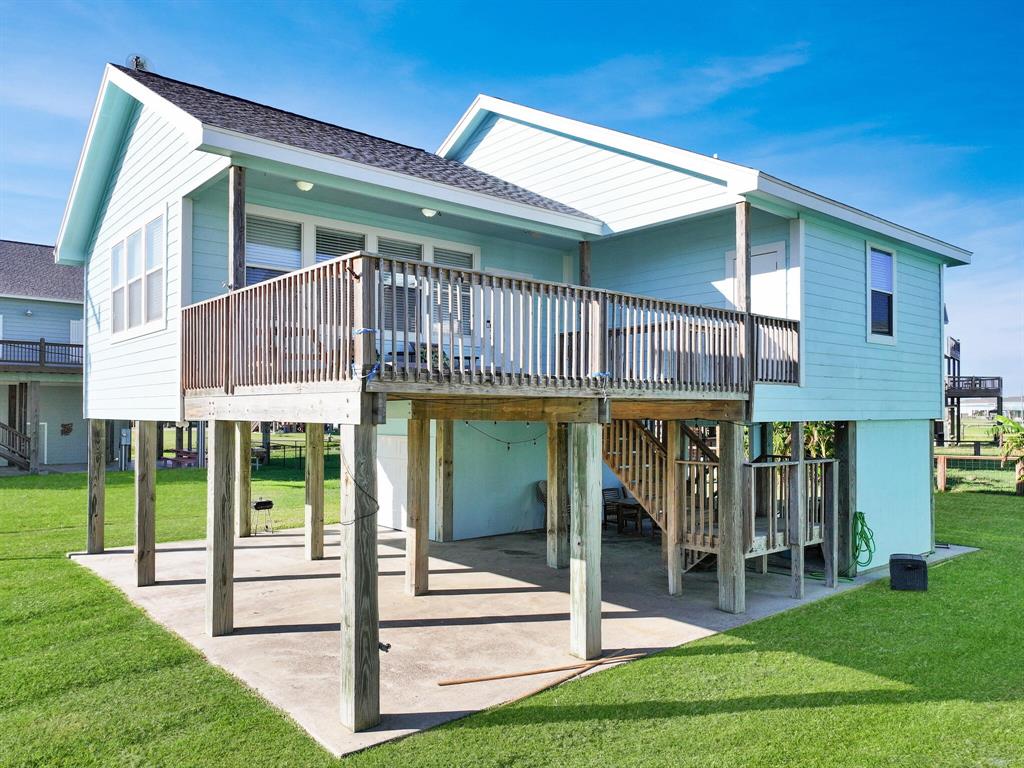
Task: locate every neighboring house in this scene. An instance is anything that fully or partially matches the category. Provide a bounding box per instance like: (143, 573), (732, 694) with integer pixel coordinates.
(0, 240), (86, 470)
(56, 64), (969, 731)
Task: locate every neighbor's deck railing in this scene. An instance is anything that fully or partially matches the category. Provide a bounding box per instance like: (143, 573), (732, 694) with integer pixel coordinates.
(0, 338), (83, 370)
(181, 251), (800, 396)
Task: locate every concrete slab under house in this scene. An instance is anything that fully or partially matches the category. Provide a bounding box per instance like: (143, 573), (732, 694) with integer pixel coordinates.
(55, 62), (972, 743)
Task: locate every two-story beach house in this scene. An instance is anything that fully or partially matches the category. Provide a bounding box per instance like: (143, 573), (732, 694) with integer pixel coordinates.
(57, 63), (970, 731)
(0, 240), (87, 471)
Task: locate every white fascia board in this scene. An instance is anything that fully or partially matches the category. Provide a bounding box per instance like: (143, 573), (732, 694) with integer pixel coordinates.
(437, 95), (760, 193)
(755, 174), (972, 265)
(0, 294), (82, 305)
(199, 125), (605, 237)
(55, 65), (204, 265)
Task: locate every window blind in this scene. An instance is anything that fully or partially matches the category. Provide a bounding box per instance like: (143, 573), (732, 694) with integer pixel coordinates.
(432, 247), (474, 269)
(246, 215), (302, 270)
(870, 248), (893, 292)
(377, 237), (422, 260)
(316, 227), (365, 262)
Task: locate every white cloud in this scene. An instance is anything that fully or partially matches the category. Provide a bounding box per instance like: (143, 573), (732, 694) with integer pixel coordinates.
(502, 46), (809, 123)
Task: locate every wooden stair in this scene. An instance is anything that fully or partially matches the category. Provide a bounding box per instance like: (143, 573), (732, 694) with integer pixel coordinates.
(602, 419), (713, 573)
(0, 420), (31, 471)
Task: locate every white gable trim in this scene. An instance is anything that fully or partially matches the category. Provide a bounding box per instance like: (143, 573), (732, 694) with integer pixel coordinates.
(439, 95), (759, 193)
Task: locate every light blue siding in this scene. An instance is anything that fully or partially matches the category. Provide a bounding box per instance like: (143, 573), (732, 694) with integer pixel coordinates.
(855, 419), (933, 568)
(589, 207), (790, 308)
(755, 216), (943, 422)
(452, 421), (547, 539)
(456, 114), (736, 233)
(84, 100), (225, 421)
(0, 298), (81, 343)
(38, 384), (87, 464)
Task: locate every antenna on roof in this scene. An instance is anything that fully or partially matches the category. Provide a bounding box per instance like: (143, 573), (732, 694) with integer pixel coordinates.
(126, 54), (149, 72)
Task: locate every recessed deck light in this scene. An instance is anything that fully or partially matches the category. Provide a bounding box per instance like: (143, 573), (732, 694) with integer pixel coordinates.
(421, 208), (439, 218)
(295, 180), (314, 192)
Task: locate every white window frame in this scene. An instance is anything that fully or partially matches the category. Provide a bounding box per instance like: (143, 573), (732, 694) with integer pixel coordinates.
(866, 242), (897, 345)
(109, 203), (168, 342)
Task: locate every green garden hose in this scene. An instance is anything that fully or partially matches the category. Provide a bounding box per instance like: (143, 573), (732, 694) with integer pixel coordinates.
(853, 510), (876, 568)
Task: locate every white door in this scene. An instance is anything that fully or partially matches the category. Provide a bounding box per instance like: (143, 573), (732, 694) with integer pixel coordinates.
(725, 242), (791, 319)
(69, 319), (84, 344)
(750, 249), (788, 318)
(376, 435), (407, 530)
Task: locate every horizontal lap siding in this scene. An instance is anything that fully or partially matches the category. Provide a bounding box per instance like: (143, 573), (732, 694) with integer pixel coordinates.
(589, 209), (790, 307)
(755, 217), (943, 422)
(0, 298), (81, 342)
(85, 104), (224, 421)
(456, 114), (734, 232)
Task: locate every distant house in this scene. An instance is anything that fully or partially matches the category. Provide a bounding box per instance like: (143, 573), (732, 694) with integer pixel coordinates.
(57, 64), (971, 732)
(0, 240), (86, 470)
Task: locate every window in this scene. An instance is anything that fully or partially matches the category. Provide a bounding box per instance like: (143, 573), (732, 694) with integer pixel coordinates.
(245, 214), (301, 286)
(433, 247), (474, 335)
(110, 212), (164, 335)
(377, 237), (423, 261)
(315, 226), (365, 262)
(869, 246), (895, 338)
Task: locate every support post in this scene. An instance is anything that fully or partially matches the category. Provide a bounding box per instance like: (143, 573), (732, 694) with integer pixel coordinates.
(206, 420), (235, 637)
(752, 422), (772, 575)
(197, 421), (207, 468)
(823, 460), (839, 588)
(406, 417), (430, 595)
(578, 240), (592, 286)
(665, 420), (684, 595)
(546, 422), (570, 569)
(26, 381), (39, 472)
(87, 419), (106, 554)
(339, 409), (380, 731)
(135, 421), (157, 587)
(434, 419), (454, 542)
(305, 424), (325, 560)
(717, 421), (746, 613)
(261, 422), (271, 466)
(569, 422), (602, 659)
(835, 421), (857, 577)
(789, 421), (806, 599)
(228, 166), (246, 291)
(234, 421), (252, 537)
(736, 201), (754, 414)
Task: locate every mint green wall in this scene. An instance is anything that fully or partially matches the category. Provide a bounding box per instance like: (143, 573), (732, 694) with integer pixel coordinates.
(855, 419), (933, 568)
(589, 208), (790, 307)
(190, 183), (571, 304)
(452, 421), (547, 539)
(0, 298), (81, 343)
(755, 216), (943, 422)
(38, 383), (87, 464)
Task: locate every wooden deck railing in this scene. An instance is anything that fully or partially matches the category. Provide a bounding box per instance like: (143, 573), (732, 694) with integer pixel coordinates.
(182, 251), (800, 396)
(744, 457), (835, 554)
(0, 421), (31, 469)
(0, 339), (83, 371)
(752, 315), (800, 384)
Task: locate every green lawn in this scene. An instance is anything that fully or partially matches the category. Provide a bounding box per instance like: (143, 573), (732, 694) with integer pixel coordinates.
(1, 461), (1021, 767)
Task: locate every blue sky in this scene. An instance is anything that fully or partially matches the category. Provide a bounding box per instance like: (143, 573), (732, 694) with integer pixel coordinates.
(1, 0), (1021, 393)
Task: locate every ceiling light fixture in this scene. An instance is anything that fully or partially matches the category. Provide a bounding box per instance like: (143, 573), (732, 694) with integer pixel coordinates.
(295, 180), (314, 192)
(420, 208), (439, 218)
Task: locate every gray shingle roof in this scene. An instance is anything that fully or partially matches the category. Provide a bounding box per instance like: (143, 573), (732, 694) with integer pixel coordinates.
(0, 240), (83, 303)
(114, 65), (597, 223)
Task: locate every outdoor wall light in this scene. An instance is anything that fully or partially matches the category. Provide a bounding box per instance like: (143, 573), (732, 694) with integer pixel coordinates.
(295, 180), (314, 192)
(420, 208), (439, 218)
(24, 309), (33, 317)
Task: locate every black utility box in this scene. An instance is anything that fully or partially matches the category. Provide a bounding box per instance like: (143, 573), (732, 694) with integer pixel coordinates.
(889, 553), (928, 591)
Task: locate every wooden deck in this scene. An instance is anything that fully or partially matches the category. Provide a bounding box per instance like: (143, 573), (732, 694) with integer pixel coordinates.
(0, 338), (83, 374)
(181, 251), (799, 421)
